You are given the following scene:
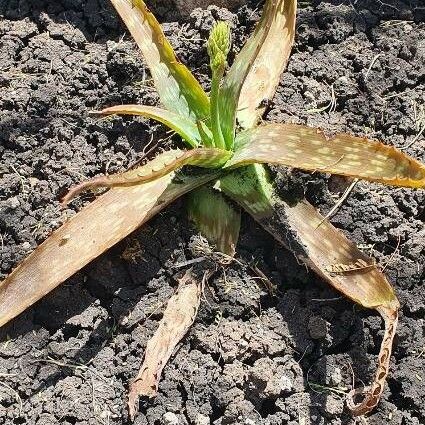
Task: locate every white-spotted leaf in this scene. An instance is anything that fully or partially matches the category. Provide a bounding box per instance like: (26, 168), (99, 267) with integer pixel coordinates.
(227, 123), (425, 188)
(0, 171), (221, 328)
(237, 0), (297, 128)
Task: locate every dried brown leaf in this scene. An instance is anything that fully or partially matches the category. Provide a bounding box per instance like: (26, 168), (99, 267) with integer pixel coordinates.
(347, 305), (398, 416)
(0, 172), (219, 328)
(220, 166), (400, 415)
(128, 269), (202, 420)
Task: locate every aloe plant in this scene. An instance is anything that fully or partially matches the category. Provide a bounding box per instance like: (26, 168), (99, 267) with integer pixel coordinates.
(1, 0), (424, 418)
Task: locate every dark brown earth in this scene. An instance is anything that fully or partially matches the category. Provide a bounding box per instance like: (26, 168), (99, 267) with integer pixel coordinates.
(0, 1), (424, 424)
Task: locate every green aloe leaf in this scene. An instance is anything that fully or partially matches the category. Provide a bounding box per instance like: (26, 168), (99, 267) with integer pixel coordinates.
(218, 164), (399, 416)
(110, 0), (210, 121)
(0, 170), (221, 328)
(218, 164), (275, 219)
(187, 186), (241, 256)
(196, 120), (215, 147)
(226, 123), (425, 188)
(62, 148), (231, 205)
(237, 0), (297, 129)
(93, 105), (203, 148)
(218, 0), (287, 148)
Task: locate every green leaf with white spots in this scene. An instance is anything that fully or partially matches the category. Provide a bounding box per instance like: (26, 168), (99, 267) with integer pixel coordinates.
(187, 186), (241, 256)
(226, 123), (425, 188)
(62, 148), (232, 205)
(110, 0), (210, 121)
(237, 0), (297, 129)
(218, 164), (275, 219)
(218, 0), (288, 148)
(92, 105), (203, 148)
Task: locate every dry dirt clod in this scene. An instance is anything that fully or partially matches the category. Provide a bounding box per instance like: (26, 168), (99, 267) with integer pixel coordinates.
(308, 315), (329, 340)
(173, 0), (246, 17)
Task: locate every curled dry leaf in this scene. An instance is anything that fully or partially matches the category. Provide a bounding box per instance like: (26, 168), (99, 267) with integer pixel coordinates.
(347, 306), (399, 416)
(219, 165), (400, 415)
(128, 269), (202, 420)
(280, 200), (400, 415)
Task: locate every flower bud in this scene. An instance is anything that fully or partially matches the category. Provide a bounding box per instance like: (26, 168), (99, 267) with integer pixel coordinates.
(207, 21), (231, 71)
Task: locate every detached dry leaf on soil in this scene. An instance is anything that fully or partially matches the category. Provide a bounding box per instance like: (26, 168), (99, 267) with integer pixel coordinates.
(127, 268), (202, 420)
(0, 0), (424, 420)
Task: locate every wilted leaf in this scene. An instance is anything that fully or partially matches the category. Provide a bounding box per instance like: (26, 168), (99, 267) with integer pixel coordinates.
(267, 199), (399, 416)
(187, 186), (241, 256)
(0, 171), (221, 328)
(110, 0), (210, 121)
(347, 305), (398, 416)
(282, 200), (398, 308)
(226, 123), (425, 188)
(219, 0), (287, 147)
(93, 105), (203, 147)
(219, 165), (399, 415)
(128, 269), (202, 420)
(237, 0), (297, 128)
(62, 148), (231, 205)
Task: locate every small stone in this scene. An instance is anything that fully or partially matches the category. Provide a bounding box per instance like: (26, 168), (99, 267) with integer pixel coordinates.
(336, 75), (349, 84)
(22, 242), (32, 251)
(195, 414), (210, 425)
(100, 410), (110, 419)
(163, 412), (179, 425)
(7, 196), (20, 209)
(329, 368), (342, 386)
(28, 177), (40, 187)
(304, 90), (315, 102)
(107, 40), (119, 53)
(279, 374), (293, 393)
(230, 330), (241, 341)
